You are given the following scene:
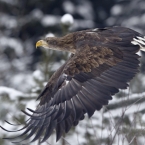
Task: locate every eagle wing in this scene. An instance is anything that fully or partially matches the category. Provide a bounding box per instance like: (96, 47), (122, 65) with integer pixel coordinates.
(4, 27), (141, 143)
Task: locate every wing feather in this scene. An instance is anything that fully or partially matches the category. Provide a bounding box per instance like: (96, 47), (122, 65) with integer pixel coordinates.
(56, 123), (64, 141)
(78, 91), (96, 117)
(31, 125), (45, 142)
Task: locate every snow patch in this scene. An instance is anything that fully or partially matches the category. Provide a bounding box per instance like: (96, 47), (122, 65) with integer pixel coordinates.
(122, 16), (140, 27)
(76, 0), (94, 20)
(30, 8), (43, 20)
(45, 33), (55, 38)
(0, 86), (24, 100)
(61, 13), (74, 26)
(111, 5), (122, 16)
(41, 15), (59, 26)
(10, 73), (36, 92)
(63, 1), (75, 14)
(0, 0), (18, 5)
(33, 70), (44, 81)
(0, 13), (17, 28)
(0, 37), (23, 56)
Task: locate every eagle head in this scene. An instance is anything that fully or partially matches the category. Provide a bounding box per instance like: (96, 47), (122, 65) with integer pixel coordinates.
(36, 37), (59, 50)
(36, 35), (76, 53)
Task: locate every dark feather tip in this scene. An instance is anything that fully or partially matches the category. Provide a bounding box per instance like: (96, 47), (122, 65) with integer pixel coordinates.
(4, 120), (21, 126)
(0, 126), (23, 132)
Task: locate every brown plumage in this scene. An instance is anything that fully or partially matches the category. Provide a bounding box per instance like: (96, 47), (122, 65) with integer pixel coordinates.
(2, 26), (145, 143)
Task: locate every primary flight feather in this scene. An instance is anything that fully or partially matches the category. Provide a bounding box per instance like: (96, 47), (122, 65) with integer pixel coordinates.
(2, 26), (145, 143)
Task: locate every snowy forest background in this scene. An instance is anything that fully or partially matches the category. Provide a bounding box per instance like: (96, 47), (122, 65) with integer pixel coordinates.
(0, 0), (145, 145)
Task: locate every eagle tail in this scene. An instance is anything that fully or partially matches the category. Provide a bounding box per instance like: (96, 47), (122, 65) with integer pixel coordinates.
(131, 36), (145, 52)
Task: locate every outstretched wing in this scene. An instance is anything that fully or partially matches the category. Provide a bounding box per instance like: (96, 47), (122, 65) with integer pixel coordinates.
(3, 27), (141, 143)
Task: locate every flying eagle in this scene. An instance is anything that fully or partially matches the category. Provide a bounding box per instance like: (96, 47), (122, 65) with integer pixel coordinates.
(2, 26), (145, 143)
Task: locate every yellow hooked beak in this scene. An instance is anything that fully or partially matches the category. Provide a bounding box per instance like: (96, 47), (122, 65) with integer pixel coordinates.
(36, 40), (49, 48)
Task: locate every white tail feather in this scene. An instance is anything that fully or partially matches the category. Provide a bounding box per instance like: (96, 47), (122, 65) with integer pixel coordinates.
(131, 36), (145, 52)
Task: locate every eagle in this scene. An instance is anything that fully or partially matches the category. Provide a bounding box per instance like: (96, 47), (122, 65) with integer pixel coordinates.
(1, 26), (145, 143)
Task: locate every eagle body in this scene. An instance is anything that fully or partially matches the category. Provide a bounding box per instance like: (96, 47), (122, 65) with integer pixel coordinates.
(2, 26), (145, 143)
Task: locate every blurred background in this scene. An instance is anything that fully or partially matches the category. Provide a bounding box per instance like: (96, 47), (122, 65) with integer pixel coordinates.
(0, 0), (145, 145)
